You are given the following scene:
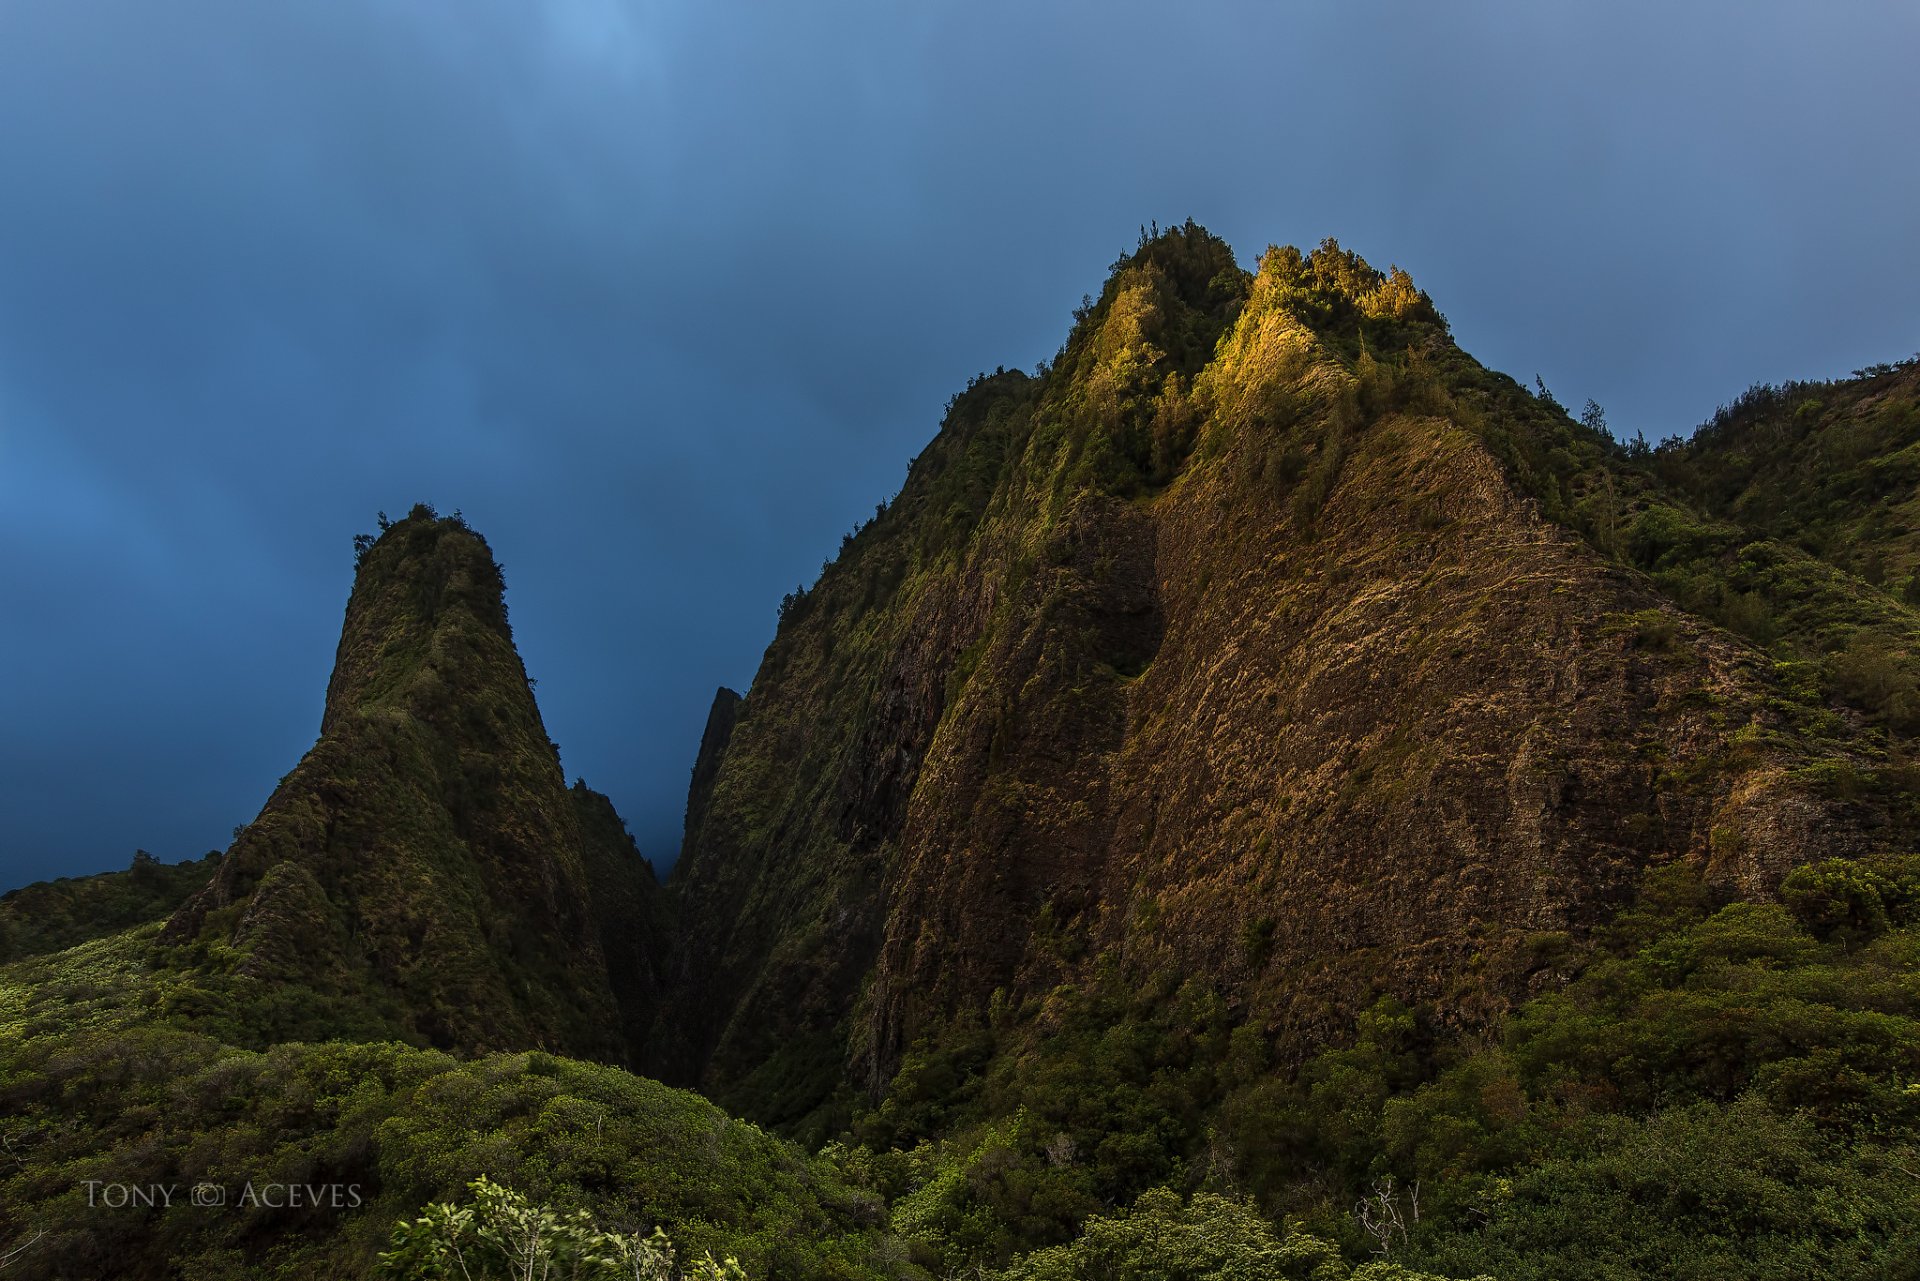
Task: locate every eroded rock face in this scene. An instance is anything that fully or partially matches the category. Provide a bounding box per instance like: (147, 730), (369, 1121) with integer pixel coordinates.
(869, 418), (1856, 1074)
(660, 229), (1905, 1124)
(166, 509), (658, 1062)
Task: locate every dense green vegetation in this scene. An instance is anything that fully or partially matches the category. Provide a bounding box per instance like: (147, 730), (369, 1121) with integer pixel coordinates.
(986, 1188), (1474, 1281)
(0, 930), (899, 1279)
(11, 864), (1916, 1279)
(0, 850), (217, 964)
(832, 859), (1920, 1279)
(1653, 359), (1920, 576)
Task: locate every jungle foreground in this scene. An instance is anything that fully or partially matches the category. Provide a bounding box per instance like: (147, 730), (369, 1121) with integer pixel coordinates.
(4, 225), (1920, 1280)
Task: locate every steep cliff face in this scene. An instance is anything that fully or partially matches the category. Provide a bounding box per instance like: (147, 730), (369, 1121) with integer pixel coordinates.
(164, 506), (659, 1061)
(646, 368), (1048, 1116)
(680, 686), (743, 864)
(573, 780), (664, 1053)
(660, 226), (1910, 1128)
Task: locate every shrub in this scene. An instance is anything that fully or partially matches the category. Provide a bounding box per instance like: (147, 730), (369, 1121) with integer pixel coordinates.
(381, 1176), (746, 1281)
(988, 1187), (1473, 1281)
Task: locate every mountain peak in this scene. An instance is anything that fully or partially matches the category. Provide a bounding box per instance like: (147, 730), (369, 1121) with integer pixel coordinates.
(323, 504), (514, 735)
(1254, 237), (1443, 333)
(653, 228), (1896, 1130)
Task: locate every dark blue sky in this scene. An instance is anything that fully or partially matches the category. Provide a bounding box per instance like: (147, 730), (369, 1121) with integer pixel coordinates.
(3, 2), (1916, 889)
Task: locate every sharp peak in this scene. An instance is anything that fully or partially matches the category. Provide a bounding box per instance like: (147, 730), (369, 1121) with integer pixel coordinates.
(321, 503), (522, 732)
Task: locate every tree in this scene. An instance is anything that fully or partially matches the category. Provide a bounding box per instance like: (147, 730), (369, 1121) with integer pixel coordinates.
(1781, 856), (1904, 948)
(128, 849), (163, 889)
(1580, 398), (1608, 435)
(1355, 1175), (1420, 1257)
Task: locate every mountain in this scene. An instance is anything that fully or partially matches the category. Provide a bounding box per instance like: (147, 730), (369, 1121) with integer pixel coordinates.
(653, 226), (1916, 1143)
(160, 505), (659, 1060)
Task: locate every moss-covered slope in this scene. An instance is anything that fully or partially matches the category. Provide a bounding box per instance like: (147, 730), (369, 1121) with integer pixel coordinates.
(160, 505), (658, 1062)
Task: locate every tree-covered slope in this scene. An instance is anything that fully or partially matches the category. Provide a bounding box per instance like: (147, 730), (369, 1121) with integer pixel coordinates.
(0, 929), (901, 1281)
(844, 857), (1920, 1279)
(1655, 357), (1920, 586)
(0, 850), (217, 964)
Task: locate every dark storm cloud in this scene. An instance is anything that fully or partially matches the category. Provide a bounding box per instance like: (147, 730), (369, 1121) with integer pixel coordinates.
(3, 0), (1916, 886)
